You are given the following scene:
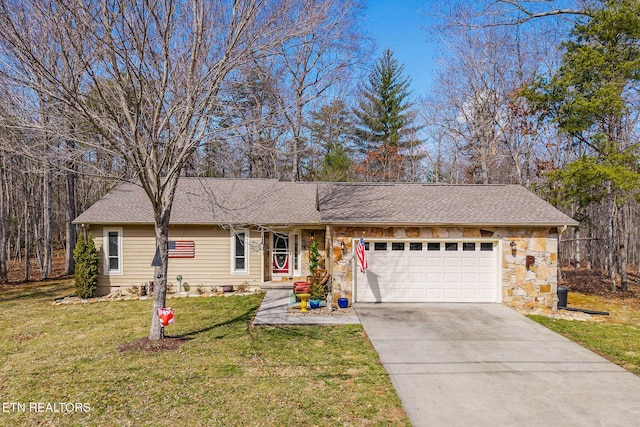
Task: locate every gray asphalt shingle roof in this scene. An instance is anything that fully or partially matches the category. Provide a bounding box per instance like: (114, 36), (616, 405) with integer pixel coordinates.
(73, 178), (578, 227)
(318, 183), (578, 226)
(74, 179), (322, 225)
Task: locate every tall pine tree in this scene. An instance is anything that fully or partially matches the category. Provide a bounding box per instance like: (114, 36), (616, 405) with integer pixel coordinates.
(353, 48), (421, 181)
(309, 99), (354, 181)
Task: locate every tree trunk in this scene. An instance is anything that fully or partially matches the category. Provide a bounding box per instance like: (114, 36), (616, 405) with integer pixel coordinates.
(65, 161), (77, 275)
(607, 187), (616, 291)
(291, 142), (299, 182)
(42, 164), (52, 279)
(574, 228), (581, 269)
(618, 203), (628, 291)
(149, 215), (170, 340)
(0, 152), (7, 283)
(23, 179), (29, 282)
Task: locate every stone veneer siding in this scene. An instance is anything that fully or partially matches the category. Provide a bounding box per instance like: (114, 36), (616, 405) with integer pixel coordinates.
(329, 226), (560, 310)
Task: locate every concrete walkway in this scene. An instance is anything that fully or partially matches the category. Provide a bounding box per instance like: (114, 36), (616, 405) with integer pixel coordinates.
(252, 290), (360, 326)
(356, 303), (640, 427)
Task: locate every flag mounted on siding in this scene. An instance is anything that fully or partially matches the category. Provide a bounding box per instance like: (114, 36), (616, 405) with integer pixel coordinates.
(168, 241), (195, 258)
(356, 237), (368, 273)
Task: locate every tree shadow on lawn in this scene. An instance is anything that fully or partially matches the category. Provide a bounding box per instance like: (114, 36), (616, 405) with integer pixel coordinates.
(0, 282), (73, 303)
(117, 306), (260, 353)
(175, 307), (258, 338)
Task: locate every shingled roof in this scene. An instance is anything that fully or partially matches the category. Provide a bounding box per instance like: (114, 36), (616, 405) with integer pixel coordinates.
(73, 179), (322, 225)
(318, 183), (577, 226)
(73, 178), (578, 227)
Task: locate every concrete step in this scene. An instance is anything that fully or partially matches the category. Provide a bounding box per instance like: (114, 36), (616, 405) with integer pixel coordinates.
(260, 281), (296, 290)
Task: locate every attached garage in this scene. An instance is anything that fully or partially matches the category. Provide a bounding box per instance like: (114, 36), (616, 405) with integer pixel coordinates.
(354, 240), (499, 303)
(321, 183), (579, 310)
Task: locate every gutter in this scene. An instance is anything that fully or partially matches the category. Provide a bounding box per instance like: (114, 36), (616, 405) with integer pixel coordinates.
(320, 221), (579, 228)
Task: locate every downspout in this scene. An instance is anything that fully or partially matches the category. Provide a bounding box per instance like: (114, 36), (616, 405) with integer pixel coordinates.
(555, 225), (569, 311)
(326, 225), (333, 310)
(260, 229), (264, 285)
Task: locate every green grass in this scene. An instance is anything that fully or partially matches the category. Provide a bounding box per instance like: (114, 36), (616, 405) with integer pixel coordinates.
(529, 293), (640, 376)
(0, 281), (409, 426)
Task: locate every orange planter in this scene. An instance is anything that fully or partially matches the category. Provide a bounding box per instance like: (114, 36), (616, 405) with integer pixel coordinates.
(293, 281), (310, 294)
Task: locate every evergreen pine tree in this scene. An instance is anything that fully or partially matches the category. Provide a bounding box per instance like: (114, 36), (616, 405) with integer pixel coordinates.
(353, 48), (421, 181)
(309, 99), (354, 181)
(73, 232), (99, 299)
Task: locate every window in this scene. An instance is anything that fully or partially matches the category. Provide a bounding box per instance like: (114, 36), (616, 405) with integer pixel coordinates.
(364, 242), (370, 250)
(392, 242), (405, 251)
(294, 234), (300, 274)
(103, 228), (122, 275)
(374, 242), (387, 251)
(463, 242), (476, 251)
(445, 242), (458, 251)
(409, 242), (423, 251)
(232, 230), (249, 274)
(427, 242), (440, 251)
(480, 242), (494, 251)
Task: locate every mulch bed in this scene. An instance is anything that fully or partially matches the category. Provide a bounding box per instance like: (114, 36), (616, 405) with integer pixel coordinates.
(117, 337), (192, 353)
(287, 305), (356, 316)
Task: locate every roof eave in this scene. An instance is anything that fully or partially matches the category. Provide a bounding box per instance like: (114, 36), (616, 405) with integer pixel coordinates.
(321, 221), (579, 228)
(72, 220), (325, 227)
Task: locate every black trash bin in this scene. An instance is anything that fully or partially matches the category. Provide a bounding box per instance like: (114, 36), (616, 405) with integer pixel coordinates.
(557, 286), (568, 308)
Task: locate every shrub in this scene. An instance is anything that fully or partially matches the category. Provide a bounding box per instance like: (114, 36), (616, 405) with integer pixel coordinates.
(73, 232), (99, 299)
(309, 240), (320, 276)
(309, 278), (326, 300)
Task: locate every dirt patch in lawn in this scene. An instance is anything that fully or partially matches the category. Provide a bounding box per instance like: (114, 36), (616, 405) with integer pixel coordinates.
(117, 337), (192, 353)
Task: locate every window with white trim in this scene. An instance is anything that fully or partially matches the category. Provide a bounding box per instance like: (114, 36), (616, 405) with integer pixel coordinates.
(293, 234), (300, 276)
(232, 230), (249, 274)
(103, 228), (122, 275)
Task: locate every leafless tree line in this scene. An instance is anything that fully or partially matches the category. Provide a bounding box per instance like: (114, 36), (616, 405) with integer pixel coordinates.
(0, 0), (637, 300)
(420, 0), (640, 287)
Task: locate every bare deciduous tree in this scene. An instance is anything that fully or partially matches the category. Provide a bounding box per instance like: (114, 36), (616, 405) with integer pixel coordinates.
(271, 0), (364, 181)
(424, 11), (563, 184)
(0, 0), (315, 340)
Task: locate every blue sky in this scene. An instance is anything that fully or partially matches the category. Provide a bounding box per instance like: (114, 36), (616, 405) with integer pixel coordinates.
(363, 0), (440, 98)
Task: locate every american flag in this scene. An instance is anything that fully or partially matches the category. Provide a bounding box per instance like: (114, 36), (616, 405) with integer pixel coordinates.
(168, 241), (195, 258)
(356, 237), (368, 273)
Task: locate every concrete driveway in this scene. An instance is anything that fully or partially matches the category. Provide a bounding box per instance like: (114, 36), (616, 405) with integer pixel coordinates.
(356, 303), (640, 427)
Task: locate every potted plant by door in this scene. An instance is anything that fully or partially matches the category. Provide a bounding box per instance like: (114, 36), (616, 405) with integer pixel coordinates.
(308, 279), (325, 309)
(308, 240), (320, 278)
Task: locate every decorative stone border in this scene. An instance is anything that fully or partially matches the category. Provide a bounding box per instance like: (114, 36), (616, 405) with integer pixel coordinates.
(52, 290), (261, 305)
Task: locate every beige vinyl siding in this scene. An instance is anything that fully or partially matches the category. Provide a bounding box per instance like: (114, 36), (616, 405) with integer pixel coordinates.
(91, 224), (263, 296)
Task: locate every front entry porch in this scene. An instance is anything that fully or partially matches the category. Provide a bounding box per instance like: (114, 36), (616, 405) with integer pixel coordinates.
(260, 228), (326, 289)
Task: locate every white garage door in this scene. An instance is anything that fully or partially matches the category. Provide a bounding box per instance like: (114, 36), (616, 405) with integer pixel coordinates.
(354, 240), (499, 303)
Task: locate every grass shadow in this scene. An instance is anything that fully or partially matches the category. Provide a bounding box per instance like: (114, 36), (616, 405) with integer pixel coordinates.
(0, 282), (73, 303)
(174, 306), (259, 338)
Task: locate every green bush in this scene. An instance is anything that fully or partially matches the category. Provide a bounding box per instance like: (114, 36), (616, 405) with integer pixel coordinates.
(308, 240), (320, 276)
(73, 232), (99, 299)
(309, 279), (326, 300)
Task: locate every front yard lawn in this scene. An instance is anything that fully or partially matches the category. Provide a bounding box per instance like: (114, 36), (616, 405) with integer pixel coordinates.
(0, 280), (409, 426)
(530, 292), (640, 376)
